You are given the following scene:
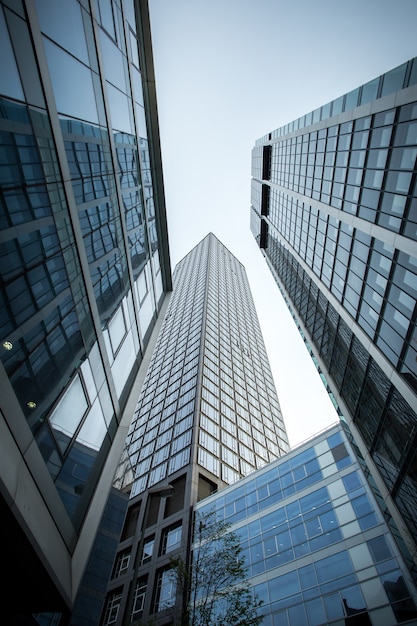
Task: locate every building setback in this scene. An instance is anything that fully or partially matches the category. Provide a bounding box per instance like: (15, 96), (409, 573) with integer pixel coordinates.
(194, 423), (417, 625)
(251, 57), (417, 582)
(0, 0), (171, 621)
(104, 233), (289, 625)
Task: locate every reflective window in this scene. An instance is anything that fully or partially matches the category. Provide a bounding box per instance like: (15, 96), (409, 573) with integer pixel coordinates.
(161, 523), (182, 555)
(43, 38), (99, 123)
(35, 0), (89, 63)
(0, 8), (24, 100)
(141, 536), (154, 564)
(154, 568), (175, 612)
(49, 375), (88, 454)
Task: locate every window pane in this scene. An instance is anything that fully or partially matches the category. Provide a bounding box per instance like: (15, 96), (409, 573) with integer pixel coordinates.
(43, 38), (99, 123)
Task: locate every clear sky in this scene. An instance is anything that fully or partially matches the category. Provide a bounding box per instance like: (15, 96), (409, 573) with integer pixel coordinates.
(147, 0), (417, 447)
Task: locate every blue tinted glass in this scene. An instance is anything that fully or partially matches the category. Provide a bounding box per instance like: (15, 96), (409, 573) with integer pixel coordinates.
(300, 487), (329, 514)
(35, 0), (89, 63)
(43, 38), (98, 123)
(268, 570), (300, 601)
(305, 458), (320, 475)
(286, 500), (300, 520)
(332, 96), (344, 115)
(299, 564), (317, 589)
(360, 77), (379, 105)
(107, 83), (133, 134)
(327, 431), (343, 448)
(305, 597), (326, 626)
(342, 585), (366, 612)
(261, 508), (286, 532)
(381, 570), (410, 601)
(342, 471), (361, 492)
(291, 522), (307, 545)
(376, 558), (398, 575)
(351, 493), (373, 518)
(321, 574), (356, 595)
(281, 472), (293, 488)
(291, 447), (316, 468)
(0, 8), (24, 100)
(56, 441), (97, 517)
(367, 535), (392, 563)
(345, 88), (360, 111)
(131, 66), (144, 106)
(324, 593), (345, 620)
(279, 460), (291, 475)
(36, 423), (62, 479)
(253, 581), (269, 604)
(310, 528), (342, 550)
(99, 28), (127, 92)
(248, 519), (261, 537)
(98, 0), (116, 39)
(408, 58), (417, 87)
(255, 472), (270, 489)
(359, 512), (377, 530)
(276, 530), (291, 551)
(381, 63), (407, 97)
(315, 551), (352, 583)
(288, 603), (308, 625)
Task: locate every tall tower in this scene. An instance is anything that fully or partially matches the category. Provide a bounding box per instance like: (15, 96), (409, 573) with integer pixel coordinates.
(251, 57), (417, 579)
(0, 0), (171, 620)
(105, 233), (289, 625)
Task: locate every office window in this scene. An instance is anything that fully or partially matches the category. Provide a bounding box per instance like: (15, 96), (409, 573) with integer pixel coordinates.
(141, 536), (154, 564)
(161, 523), (182, 555)
(112, 549), (130, 578)
(132, 577), (147, 620)
(154, 568), (176, 612)
(103, 588), (122, 625)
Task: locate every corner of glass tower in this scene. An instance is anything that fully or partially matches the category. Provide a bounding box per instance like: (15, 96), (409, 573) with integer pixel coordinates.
(251, 57), (417, 583)
(0, 0), (171, 619)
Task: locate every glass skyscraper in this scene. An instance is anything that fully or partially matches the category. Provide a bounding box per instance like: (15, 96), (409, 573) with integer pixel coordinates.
(104, 233), (289, 625)
(251, 58), (417, 582)
(0, 0), (171, 620)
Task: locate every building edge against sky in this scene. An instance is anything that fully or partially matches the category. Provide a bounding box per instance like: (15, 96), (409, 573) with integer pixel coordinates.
(0, 0), (171, 620)
(103, 233), (289, 625)
(251, 57), (417, 581)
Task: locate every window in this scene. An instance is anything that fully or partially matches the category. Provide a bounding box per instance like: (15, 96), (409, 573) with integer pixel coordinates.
(141, 536), (154, 564)
(103, 589), (122, 625)
(132, 577), (147, 620)
(161, 523), (182, 555)
(112, 549), (130, 578)
(49, 374), (88, 454)
(155, 568), (176, 612)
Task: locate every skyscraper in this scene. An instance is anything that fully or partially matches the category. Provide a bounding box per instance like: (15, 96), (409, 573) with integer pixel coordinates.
(0, 0), (171, 620)
(105, 233), (289, 625)
(251, 57), (417, 580)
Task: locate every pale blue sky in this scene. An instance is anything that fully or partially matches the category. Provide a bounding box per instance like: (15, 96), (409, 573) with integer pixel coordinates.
(148, 0), (417, 446)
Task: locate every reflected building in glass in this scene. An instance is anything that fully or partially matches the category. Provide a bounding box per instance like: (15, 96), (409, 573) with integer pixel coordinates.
(251, 58), (417, 581)
(0, 0), (171, 621)
(104, 233), (289, 625)
(194, 423), (417, 625)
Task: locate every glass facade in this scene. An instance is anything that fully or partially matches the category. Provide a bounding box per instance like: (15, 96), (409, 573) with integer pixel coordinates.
(0, 0), (171, 618)
(251, 58), (417, 580)
(105, 233), (289, 624)
(194, 424), (417, 626)
(117, 233), (288, 498)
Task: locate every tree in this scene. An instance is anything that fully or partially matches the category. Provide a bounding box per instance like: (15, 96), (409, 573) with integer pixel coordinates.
(170, 510), (263, 626)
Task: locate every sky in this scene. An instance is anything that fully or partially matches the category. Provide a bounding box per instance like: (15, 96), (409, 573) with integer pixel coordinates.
(147, 0), (417, 447)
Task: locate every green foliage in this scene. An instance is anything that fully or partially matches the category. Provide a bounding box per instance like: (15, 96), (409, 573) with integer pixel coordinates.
(170, 511), (263, 626)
